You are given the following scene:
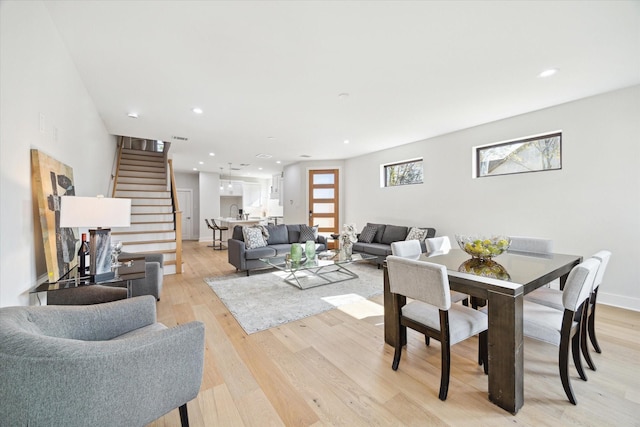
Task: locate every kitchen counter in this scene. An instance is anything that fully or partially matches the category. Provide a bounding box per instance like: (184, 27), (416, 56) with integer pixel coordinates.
(215, 217), (264, 241)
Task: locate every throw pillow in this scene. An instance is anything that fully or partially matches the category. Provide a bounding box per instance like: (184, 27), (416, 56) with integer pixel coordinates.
(367, 223), (386, 243)
(242, 226), (267, 249)
(405, 227), (427, 242)
(381, 225), (409, 244)
(358, 225), (378, 243)
(298, 225), (318, 243)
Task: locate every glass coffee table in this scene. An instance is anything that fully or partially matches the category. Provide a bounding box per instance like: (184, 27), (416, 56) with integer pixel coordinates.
(260, 250), (377, 289)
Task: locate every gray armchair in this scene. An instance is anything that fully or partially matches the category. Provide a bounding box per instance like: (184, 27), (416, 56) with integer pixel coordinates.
(0, 296), (204, 426)
(121, 251), (164, 300)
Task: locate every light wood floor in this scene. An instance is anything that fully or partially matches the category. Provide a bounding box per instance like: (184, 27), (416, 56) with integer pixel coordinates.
(149, 241), (640, 426)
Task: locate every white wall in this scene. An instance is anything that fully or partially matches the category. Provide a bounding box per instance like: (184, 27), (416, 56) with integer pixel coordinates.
(0, 2), (116, 307)
(344, 85), (640, 311)
(198, 172), (222, 242)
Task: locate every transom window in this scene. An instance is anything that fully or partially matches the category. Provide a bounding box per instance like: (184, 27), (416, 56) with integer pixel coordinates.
(382, 158), (423, 187)
(476, 132), (562, 178)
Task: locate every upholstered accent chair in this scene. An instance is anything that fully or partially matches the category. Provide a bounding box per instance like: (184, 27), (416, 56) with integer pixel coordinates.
(522, 258), (600, 404)
(0, 296), (205, 426)
(120, 251), (164, 300)
(386, 255), (488, 400)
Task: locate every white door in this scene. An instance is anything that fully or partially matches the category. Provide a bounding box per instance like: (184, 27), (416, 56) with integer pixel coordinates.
(177, 189), (193, 240)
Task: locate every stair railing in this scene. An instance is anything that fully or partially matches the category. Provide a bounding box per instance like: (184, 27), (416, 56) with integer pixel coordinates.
(111, 137), (125, 198)
(168, 158), (183, 274)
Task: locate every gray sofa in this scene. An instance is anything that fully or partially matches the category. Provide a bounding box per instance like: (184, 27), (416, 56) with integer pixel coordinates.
(352, 222), (436, 266)
(0, 296), (204, 427)
(228, 224), (327, 275)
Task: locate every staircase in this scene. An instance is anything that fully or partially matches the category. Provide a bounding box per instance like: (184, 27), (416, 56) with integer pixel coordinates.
(111, 147), (179, 274)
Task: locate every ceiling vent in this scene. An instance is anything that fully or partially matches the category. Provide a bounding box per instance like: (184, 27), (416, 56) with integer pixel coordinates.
(256, 153), (272, 159)
(300, 154), (311, 158)
(172, 136), (189, 141)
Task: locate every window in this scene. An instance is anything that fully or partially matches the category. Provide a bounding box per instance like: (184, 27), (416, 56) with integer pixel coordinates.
(476, 132), (562, 178)
(382, 158), (423, 187)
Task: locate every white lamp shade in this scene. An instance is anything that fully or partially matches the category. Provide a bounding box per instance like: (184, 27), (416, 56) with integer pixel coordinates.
(59, 196), (131, 228)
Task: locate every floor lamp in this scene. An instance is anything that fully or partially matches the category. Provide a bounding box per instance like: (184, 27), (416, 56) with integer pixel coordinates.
(60, 195), (131, 282)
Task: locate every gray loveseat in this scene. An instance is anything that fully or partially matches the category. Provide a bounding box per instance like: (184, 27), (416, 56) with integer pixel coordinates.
(228, 224), (327, 275)
(352, 222), (436, 266)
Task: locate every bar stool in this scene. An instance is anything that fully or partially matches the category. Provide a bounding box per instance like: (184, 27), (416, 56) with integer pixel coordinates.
(209, 218), (228, 250)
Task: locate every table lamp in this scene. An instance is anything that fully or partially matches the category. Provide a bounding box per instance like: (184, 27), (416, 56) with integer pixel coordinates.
(59, 195), (131, 281)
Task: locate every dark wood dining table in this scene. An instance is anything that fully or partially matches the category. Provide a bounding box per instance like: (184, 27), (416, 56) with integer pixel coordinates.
(382, 249), (582, 414)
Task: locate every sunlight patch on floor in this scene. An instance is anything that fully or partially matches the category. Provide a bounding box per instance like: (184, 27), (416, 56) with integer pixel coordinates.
(322, 294), (384, 320)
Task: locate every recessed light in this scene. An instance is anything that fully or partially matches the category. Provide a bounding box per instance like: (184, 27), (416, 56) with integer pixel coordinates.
(192, 107), (203, 114)
(193, 167), (198, 171)
(276, 160), (281, 164)
(258, 167), (263, 170)
(199, 161), (204, 165)
(209, 152), (215, 156)
(127, 112), (139, 118)
(344, 140), (350, 144)
(538, 68), (558, 78)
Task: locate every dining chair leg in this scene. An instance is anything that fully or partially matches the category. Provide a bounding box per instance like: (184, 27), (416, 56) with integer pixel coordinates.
(588, 291), (602, 353)
(439, 339), (451, 401)
(580, 306), (596, 371)
(424, 336), (430, 346)
(559, 324), (578, 405)
(480, 331), (488, 375)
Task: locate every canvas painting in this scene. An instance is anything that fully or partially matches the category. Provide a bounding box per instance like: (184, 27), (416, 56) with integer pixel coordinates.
(31, 149), (78, 281)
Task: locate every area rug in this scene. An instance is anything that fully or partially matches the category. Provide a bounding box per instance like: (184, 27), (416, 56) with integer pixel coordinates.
(205, 263), (383, 334)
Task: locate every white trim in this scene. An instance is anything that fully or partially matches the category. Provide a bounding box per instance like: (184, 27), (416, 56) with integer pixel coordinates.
(599, 292), (640, 312)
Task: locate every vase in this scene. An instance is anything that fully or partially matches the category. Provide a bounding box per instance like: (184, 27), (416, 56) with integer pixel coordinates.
(342, 243), (353, 260)
(305, 240), (316, 259)
(290, 243), (303, 262)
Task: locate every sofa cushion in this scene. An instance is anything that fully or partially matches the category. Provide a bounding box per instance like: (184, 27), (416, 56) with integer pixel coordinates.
(381, 225), (408, 244)
(232, 225), (244, 241)
(270, 244), (294, 256)
(367, 223), (386, 243)
(245, 246), (277, 260)
(266, 224), (289, 245)
(405, 227), (428, 241)
(358, 225), (378, 243)
(287, 224), (302, 244)
(243, 227), (267, 249)
(298, 225), (318, 243)
(360, 243), (393, 257)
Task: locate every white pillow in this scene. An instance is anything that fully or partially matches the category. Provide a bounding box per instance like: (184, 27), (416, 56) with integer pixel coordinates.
(405, 227), (427, 241)
(243, 226), (267, 249)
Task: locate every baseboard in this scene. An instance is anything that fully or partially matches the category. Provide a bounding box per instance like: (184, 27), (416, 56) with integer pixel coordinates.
(599, 291), (640, 312)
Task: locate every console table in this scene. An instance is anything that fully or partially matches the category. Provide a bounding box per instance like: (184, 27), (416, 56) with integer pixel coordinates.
(32, 255), (146, 304)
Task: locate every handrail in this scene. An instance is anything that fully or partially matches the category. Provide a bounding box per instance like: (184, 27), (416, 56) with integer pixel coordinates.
(111, 136), (125, 198)
(168, 158), (182, 274)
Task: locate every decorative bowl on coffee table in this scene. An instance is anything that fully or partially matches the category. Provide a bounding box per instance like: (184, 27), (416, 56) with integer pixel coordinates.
(455, 235), (511, 260)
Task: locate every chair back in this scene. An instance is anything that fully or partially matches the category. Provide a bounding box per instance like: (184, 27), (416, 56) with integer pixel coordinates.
(509, 236), (553, 254)
(591, 250), (611, 291)
(561, 258), (600, 311)
(391, 240), (422, 259)
(204, 219), (213, 229)
(211, 218), (220, 229)
(387, 255), (451, 310)
(426, 236), (451, 253)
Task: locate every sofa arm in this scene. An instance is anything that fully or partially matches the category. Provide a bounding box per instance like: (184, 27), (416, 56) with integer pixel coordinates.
(227, 238), (247, 271)
(130, 261), (163, 300)
(317, 235), (327, 245)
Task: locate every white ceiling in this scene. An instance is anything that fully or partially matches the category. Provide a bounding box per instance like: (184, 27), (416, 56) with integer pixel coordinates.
(44, 1), (640, 178)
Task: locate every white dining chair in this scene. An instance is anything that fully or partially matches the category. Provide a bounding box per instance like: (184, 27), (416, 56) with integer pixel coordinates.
(522, 258), (600, 404)
(425, 236), (452, 255)
(392, 239), (469, 307)
(509, 236), (553, 254)
(386, 255), (488, 400)
(525, 250), (611, 371)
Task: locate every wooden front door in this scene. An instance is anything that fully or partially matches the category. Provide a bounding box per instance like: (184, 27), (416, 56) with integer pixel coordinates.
(308, 169), (339, 247)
